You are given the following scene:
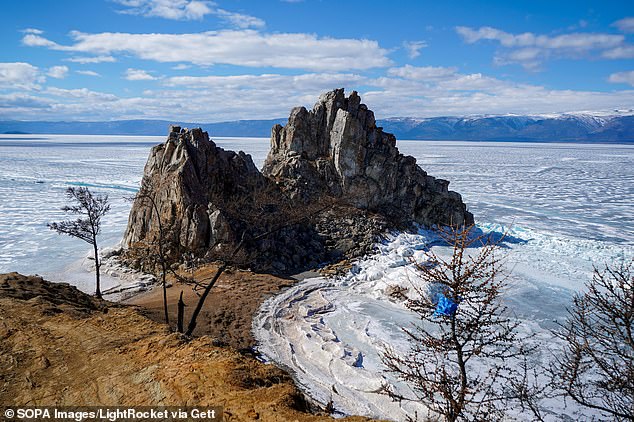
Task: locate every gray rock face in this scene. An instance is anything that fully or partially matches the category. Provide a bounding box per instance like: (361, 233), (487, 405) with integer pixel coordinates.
(263, 89), (473, 226)
(123, 125), (263, 252)
(124, 90), (473, 273)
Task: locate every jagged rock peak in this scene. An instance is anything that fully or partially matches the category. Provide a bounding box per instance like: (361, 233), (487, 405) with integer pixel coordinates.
(265, 89), (376, 162)
(123, 126), (262, 253)
(263, 88), (474, 227)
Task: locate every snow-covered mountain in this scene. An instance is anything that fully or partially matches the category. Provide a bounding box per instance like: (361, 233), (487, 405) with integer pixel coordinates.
(379, 111), (634, 142)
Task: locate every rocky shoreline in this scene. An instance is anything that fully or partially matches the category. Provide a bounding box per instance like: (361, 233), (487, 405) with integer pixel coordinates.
(96, 88), (475, 357)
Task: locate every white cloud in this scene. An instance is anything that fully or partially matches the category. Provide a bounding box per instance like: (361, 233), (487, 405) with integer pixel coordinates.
(114, 0), (213, 20)
(67, 55), (117, 64)
(362, 68), (634, 117)
(44, 87), (119, 101)
(0, 93), (51, 109)
(0, 69), (361, 121)
(22, 30), (392, 71)
(402, 40), (427, 59)
(172, 64), (191, 70)
(76, 70), (101, 77)
(101, 71), (634, 119)
(608, 71), (634, 87)
(495, 47), (543, 70)
(113, 0), (265, 27)
(363, 81), (634, 118)
(213, 8), (265, 29)
(47, 65), (69, 79)
(437, 73), (514, 92)
(504, 47), (541, 61)
(147, 72), (367, 120)
(456, 25), (629, 69)
(612, 17), (634, 33)
(456, 26), (623, 49)
(1, 63), (632, 122)
(0, 62), (44, 89)
(388, 65), (457, 80)
(164, 72), (364, 93)
(21, 28), (43, 34)
(22, 33), (58, 48)
(602, 45), (634, 59)
(124, 68), (157, 80)
(2, 78), (633, 122)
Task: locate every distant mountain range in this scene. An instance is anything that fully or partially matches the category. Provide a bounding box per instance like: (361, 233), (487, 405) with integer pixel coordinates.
(0, 119), (286, 137)
(2, 112), (633, 142)
(380, 113), (634, 143)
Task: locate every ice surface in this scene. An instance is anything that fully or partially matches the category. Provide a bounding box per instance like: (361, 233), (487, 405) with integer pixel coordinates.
(0, 135), (154, 292)
(402, 141), (634, 245)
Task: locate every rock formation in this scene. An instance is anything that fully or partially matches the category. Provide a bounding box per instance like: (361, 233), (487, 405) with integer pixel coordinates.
(263, 89), (473, 226)
(123, 89), (473, 273)
(124, 126), (263, 253)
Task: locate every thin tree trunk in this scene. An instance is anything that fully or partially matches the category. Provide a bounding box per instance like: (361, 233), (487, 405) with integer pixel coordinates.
(452, 316), (467, 419)
(185, 236), (246, 336)
(93, 242), (102, 299)
(185, 263), (227, 336)
(162, 261), (169, 325)
(148, 196), (170, 326)
(177, 291), (185, 333)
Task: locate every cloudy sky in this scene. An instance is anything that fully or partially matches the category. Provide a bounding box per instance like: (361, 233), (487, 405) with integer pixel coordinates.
(1, 0), (633, 122)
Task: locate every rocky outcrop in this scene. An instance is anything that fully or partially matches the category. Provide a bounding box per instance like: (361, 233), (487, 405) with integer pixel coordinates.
(122, 125), (353, 273)
(263, 89), (473, 227)
(124, 125), (263, 253)
(123, 90), (473, 273)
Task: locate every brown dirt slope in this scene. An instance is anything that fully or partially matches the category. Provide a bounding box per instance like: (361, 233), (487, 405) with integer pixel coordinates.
(126, 265), (298, 350)
(0, 273), (374, 422)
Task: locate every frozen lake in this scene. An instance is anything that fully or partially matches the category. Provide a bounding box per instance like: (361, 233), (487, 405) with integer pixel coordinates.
(1, 134), (632, 420)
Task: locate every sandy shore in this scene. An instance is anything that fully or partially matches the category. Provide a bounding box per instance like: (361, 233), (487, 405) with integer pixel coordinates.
(125, 264), (319, 350)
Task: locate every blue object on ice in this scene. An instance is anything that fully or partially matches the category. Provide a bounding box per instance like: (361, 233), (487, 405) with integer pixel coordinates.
(433, 294), (459, 317)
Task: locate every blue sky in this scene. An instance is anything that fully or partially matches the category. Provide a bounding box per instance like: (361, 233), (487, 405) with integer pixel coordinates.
(0, 0), (633, 121)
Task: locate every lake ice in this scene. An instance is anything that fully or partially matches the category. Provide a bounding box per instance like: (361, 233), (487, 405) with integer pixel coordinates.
(1, 134), (632, 420)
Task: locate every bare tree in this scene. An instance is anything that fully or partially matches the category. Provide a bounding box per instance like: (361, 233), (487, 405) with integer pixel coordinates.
(551, 260), (634, 421)
(128, 179), (171, 325)
(381, 225), (530, 421)
(184, 234), (246, 336)
(48, 187), (110, 299)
